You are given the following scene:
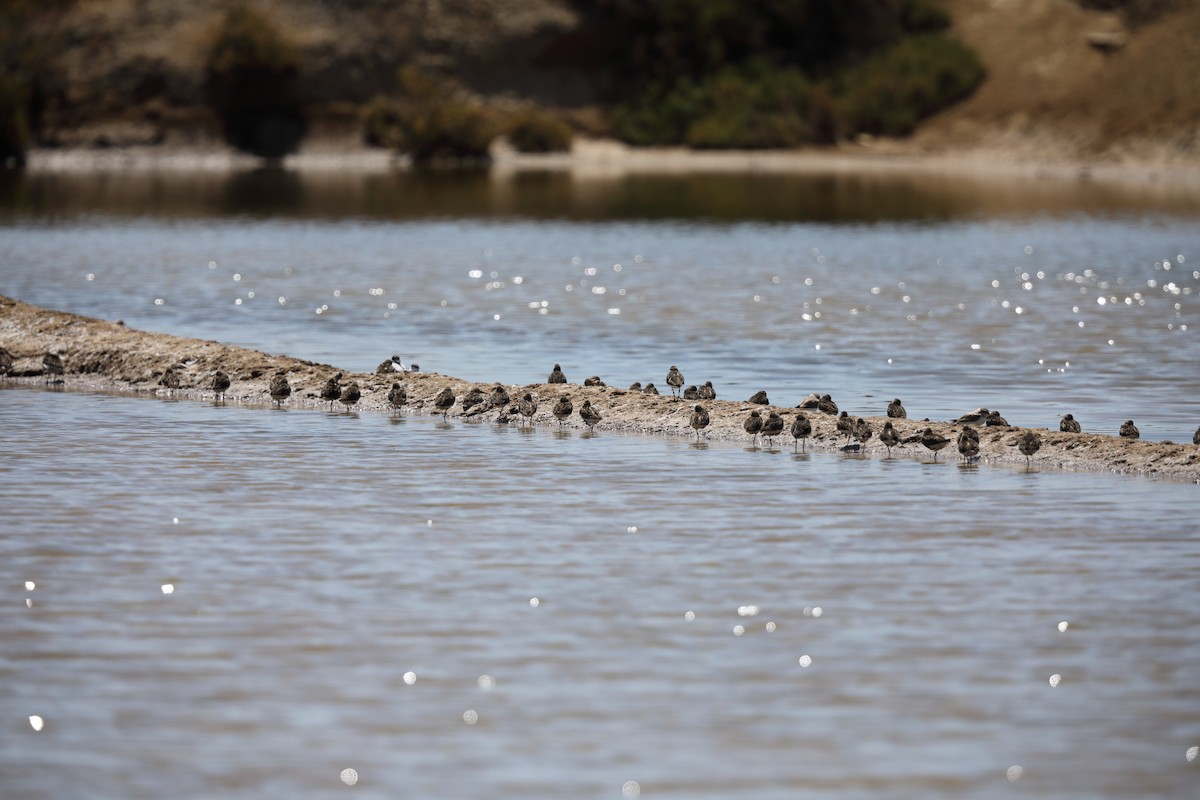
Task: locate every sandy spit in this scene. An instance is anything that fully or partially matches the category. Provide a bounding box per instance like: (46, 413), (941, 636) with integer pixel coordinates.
(2, 293), (1198, 483)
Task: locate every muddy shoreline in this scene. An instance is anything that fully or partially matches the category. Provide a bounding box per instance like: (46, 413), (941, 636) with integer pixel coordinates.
(2, 293), (1198, 482)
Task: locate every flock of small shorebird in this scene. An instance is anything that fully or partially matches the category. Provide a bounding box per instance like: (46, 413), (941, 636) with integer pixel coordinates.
(6, 348), (1199, 464)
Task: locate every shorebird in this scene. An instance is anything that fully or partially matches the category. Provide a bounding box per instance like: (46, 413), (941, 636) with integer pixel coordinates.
(390, 356), (419, 373)
(642, 383), (659, 395)
(158, 365), (182, 393)
(495, 405), (513, 424)
(836, 411), (856, 442)
(887, 398), (906, 419)
(985, 410), (1009, 427)
(1119, 420), (1139, 439)
(761, 411), (785, 447)
(1193, 426), (1199, 446)
(269, 370), (291, 407)
(518, 392), (537, 425)
(320, 373), (343, 410)
(579, 399), (601, 430)
(698, 381), (716, 400)
(461, 386), (486, 413)
(748, 390), (769, 405)
(744, 409), (763, 445)
(955, 407), (989, 426)
(790, 412), (812, 452)
(957, 426), (980, 461)
(0, 346), (13, 376)
(856, 417), (873, 449)
(683, 385), (699, 400)
(490, 384), (511, 410)
(817, 394), (838, 415)
(689, 404), (710, 439)
(1018, 430), (1042, 466)
(1060, 413), (1081, 433)
(666, 365), (684, 400)
(210, 370), (231, 402)
(42, 352), (64, 383)
(919, 427), (952, 460)
(433, 387), (455, 419)
(548, 364), (566, 384)
(797, 392), (821, 409)
(628, 381), (642, 391)
(552, 393), (573, 427)
(584, 375), (606, 387)
(879, 421), (900, 457)
(338, 381), (361, 412)
(388, 382), (407, 412)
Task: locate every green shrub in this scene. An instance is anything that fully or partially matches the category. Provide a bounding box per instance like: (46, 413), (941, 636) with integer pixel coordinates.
(0, 76), (30, 164)
(610, 79), (705, 146)
(205, 6), (305, 159)
(382, 67), (498, 163)
(685, 69), (816, 149)
(506, 108), (573, 153)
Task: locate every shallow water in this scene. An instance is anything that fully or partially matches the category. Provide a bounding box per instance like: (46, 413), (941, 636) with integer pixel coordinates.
(1, 168), (1199, 798)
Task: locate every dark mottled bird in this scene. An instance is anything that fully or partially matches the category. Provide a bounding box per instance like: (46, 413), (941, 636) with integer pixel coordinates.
(0, 346), (13, 375)
(552, 393), (573, 428)
(579, 399), (601, 430)
(683, 385), (700, 400)
(433, 387), (455, 419)
(490, 384), (511, 410)
(320, 372), (343, 410)
(1018, 430), (1042, 466)
(158, 365), (181, 392)
(955, 407), (989, 426)
(584, 375), (606, 387)
(748, 390), (769, 405)
(1060, 413), (1081, 433)
(462, 386), (486, 414)
(761, 411), (785, 447)
(879, 421), (900, 456)
(797, 392), (821, 409)
(666, 365), (684, 400)
(375, 359), (394, 375)
(836, 411), (856, 442)
(210, 370), (231, 402)
(1193, 426), (1199, 446)
(338, 381), (361, 412)
(1119, 420), (1139, 439)
(628, 381), (642, 392)
(887, 398), (906, 419)
(643, 383), (660, 396)
(698, 381), (716, 400)
(518, 392), (537, 425)
(388, 382), (407, 412)
(817, 394), (838, 415)
(744, 409), (764, 444)
(957, 426), (980, 461)
(856, 417), (873, 448)
(689, 404), (710, 439)
(548, 364), (566, 384)
(269, 370), (291, 407)
(985, 410), (1009, 427)
(919, 427), (952, 460)
(496, 405), (513, 424)
(790, 412), (812, 452)
(42, 352), (64, 383)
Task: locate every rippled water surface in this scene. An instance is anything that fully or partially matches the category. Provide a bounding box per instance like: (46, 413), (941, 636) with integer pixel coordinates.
(2, 168), (1199, 798)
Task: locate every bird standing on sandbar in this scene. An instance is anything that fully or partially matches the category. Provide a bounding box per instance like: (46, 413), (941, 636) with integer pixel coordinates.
(856, 417), (873, 449)
(388, 382), (407, 412)
(269, 371), (291, 407)
(490, 384), (511, 410)
(919, 427), (952, 460)
(836, 411), (855, 443)
(790, 413), (812, 452)
(320, 373), (343, 410)
(158, 365), (181, 393)
(744, 410), (763, 445)
(0, 346), (13, 376)
(698, 381), (716, 400)
(1060, 413), (1081, 433)
(43, 352), (64, 383)
(628, 381), (642, 391)
(817, 394), (838, 415)
(519, 392), (537, 426)
(683, 385), (699, 400)
(666, 365), (684, 400)
(1193, 426), (1199, 445)
(579, 399), (601, 430)
(957, 426), (980, 461)
(955, 407), (989, 426)
(548, 364), (567, 384)
(584, 376), (606, 387)
(552, 393), (573, 428)
(1018, 430), (1042, 466)
(433, 387), (455, 419)
(1119, 420), (1139, 439)
(643, 383), (659, 395)
(887, 398), (906, 419)
(462, 387), (486, 414)
(747, 390), (769, 405)
(689, 404), (710, 439)
(879, 421), (900, 457)
(797, 392), (820, 409)
(338, 381), (361, 412)
(761, 411), (785, 447)
(210, 370), (231, 402)
(985, 410), (1009, 427)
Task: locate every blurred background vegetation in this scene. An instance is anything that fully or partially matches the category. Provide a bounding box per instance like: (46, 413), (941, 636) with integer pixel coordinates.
(0, 0), (1193, 164)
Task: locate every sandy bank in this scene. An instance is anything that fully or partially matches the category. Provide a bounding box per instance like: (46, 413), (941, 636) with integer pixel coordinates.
(3, 294), (1197, 483)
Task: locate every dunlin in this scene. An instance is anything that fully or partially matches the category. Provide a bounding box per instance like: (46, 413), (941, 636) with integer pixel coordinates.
(628, 381), (642, 391)
(666, 365), (684, 400)
(210, 370), (231, 402)
(919, 427), (952, 460)
(1018, 430), (1042, 466)
(643, 383), (659, 395)
(518, 392), (537, 425)
(584, 375), (606, 387)
(744, 409), (764, 444)
(985, 410), (1009, 427)
(1119, 420), (1139, 439)
(790, 412), (812, 451)
(579, 399), (601, 430)
(269, 371), (291, 407)
(683, 385), (699, 400)
(1059, 413), (1081, 433)
(552, 393), (573, 427)
(158, 365), (182, 392)
(462, 386), (486, 413)
(957, 427), (980, 461)
(388, 382), (407, 412)
(748, 390), (769, 405)
(42, 352), (64, 383)
(955, 407), (989, 426)
(797, 392), (821, 409)
(856, 417), (873, 448)
(339, 381), (361, 412)
(548, 364), (566, 384)
(490, 384), (511, 409)
(433, 387), (455, 419)
(689, 404), (710, 439)
(496, 405), (513, 424)
(817, 394), (838, 415)
(375, 359), (394, 375)
(0, 346), (13, 376)
(836, 411), (855, 442)
(320, 373), (343, 410)
(879, 421), (900, 456)
(887, 398), (906, 419)
(761, 411), (785, 447)
(698, 380), (716, 400)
